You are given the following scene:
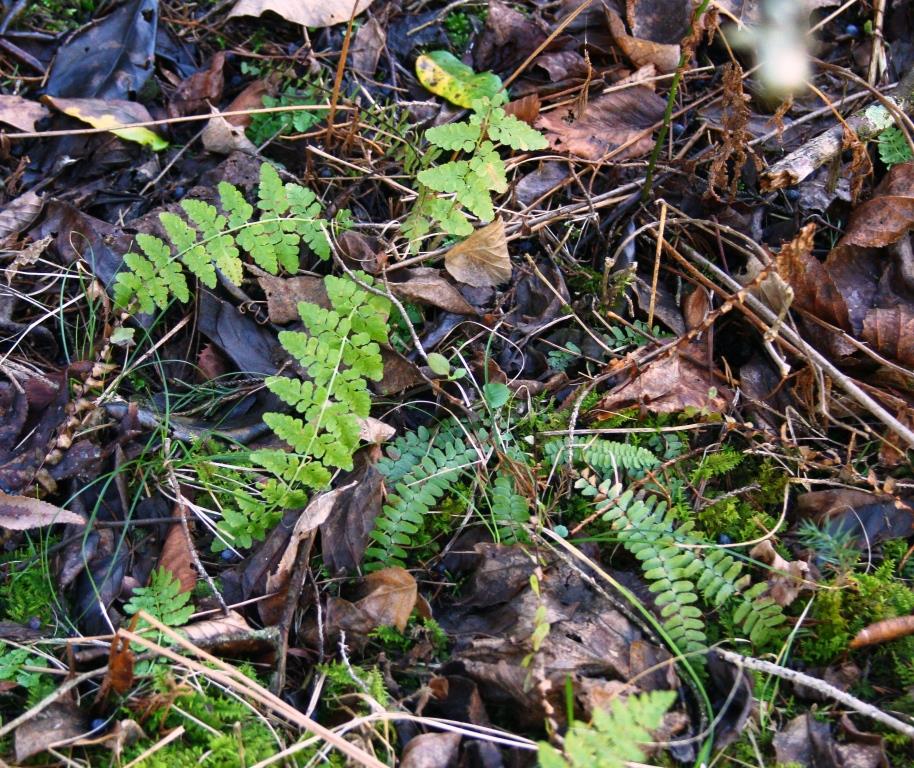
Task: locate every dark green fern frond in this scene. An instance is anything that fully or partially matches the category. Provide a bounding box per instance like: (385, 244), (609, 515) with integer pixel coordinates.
(368, 431), (479, 570)
(490, 472), (530, 543)
(689, 446), (743, 484)
(545, 439), (660, 478)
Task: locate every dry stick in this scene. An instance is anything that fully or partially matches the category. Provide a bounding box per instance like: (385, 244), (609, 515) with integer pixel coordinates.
(761, 64), (914, 190)
(868, 0), (887, 86)
(716, 649), (914, 739)
(325, 0), (361, 149)
(672, 239), (914, 449)
(122, 614), (387, 768)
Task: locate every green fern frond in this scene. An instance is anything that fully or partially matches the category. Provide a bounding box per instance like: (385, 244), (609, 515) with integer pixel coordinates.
(545, 439), (660, 478)
(368, 429), (479, 570)
(538, 690), (675, 768)
(689, 446), (743, 484)
(490, 472), (530, 543)
(878, 126), (913, 167)
(115, 163), (337, 312)
(578, 473), (786, 655)
(124, 567), (194, 627)
(256, 273), (391, 493)
(409, 98), (546, 242)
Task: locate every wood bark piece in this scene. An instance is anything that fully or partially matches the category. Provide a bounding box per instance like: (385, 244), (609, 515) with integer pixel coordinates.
(761, 67), (914, 191)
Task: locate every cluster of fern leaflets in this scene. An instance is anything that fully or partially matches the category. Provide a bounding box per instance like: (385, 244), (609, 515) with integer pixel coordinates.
(405, 97), (548, 242)
(578, 473), (786, 655)
(115, 163), (333, 313)
(253, 274), (391, 502)
(368, 423), (480, 570)
(538, 690), (675, 768)
(544, 438), (660, 479)
(490, 472), (530, 543)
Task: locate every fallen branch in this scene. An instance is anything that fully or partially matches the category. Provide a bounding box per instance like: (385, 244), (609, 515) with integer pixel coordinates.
(717, 648), (914, 739)
(761, 66), (914, 190)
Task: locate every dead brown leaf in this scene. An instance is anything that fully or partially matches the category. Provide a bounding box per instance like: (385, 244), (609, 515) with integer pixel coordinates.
(321, 465), (384, 576)
(259, 274), (330, 323)
(159, 516), (197, 595)
(840, 161), (914, 248)
(749, 540), (813, 607)
(327, 567), (418, 638)
(197, 343), (228, 381)
(516, 162), (570, 207)
(224, 78), (278, 127)
(775, 224), (850, 331)
(861, 305), (914, 366)
(229, 0), (375, 28)
(102, 633), (134, 696)
(626, 0), (691, 43)
(400, 732), (462, 768)
(536, 51), (589, 81)
(850, 615), (914, 649)
(536, 87), (666, 160)
(607, 9), (680, 74)
(350, 16), (386, 77)
(0, 493), (84, 529)
(0, 94), (49, 132)
(169, 52), (226, 117)
(594, 354), (730, 415)
(0, 191), (44, 243)
(504, 93), (541, 126)
(444, 219), (511, 288)
(474, 0), (548, 74)
(15, 702), (88, 762)
(202, 112), (257, 155)
(391, 269), (477, 315)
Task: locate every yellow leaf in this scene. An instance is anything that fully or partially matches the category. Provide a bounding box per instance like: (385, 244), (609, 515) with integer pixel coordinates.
(415, 51), (502, 108)
(41, 96), (168, 151)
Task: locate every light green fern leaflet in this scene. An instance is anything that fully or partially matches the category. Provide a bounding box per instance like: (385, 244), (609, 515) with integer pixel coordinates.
(252, 273), (392, 499)
(115, 163), (334, 314)
(405, 97), (548, 243)
(538, 690), (675, 768)
(124, 567), (194, 627)
(544, 438), (660, 479)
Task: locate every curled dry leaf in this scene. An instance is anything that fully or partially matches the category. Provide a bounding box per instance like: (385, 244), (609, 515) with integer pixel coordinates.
(400, 732), (462, 768)
(202, 113), (258, 155)
(224, 77), (279, 127)
(391, 268), (478, 315)
(850, 615), (914, 649)
(327, 567), (418, 638)
(536, 87), (666, 160)
(839, 161), (914, 249)
(0, 493), (84, 529)
(0, 191), (44, 243)
(444, 218), (512, 288)
(169, 52), (226, 117)
(749, 539), (813, 607)
(504, 93), (541, 126)
(229, 0), (374, 28)
(0, 94), (49, 132)
(158, 515), (197, 595)
(607, 9), (680, 74)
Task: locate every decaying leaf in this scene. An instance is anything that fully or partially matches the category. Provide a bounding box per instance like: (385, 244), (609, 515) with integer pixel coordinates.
(15, 702), (88, 762)
(259, 274), (330, 323)
(202, 112), (257, 155)
(158, 515), (197, 595)
(350, 16), (386, 77)
(607, 9), (680, 73)
(0, 94), (49, 132)
(169, 52), (226, 117)
(41, 96), (168, 150)
(861, 305), (914, 366)
(401, 732), (462, 768)
(0, 493), (84, 529)
(391, 268), (478, 314)
(850, 615), (914, 649)
(536, 87), (666, 160)
(840, 161), (914, 248)
(0, 191), (44, 243)
(474, 0), (548, 74)
(327, 567), (418, 638)
(749, 539), (813, 607)
(444, 218), (512, 287)
(229, 0), (375, 28)
(594, 353), (730, 415)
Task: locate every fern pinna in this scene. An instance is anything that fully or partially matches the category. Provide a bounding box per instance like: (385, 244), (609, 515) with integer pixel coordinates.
(115, 163), (333, 313)
(544, 438), (659, 479)
(577, 474), (785, 655)
(367, 423), (480, 570)
(253, 274), (391, 500)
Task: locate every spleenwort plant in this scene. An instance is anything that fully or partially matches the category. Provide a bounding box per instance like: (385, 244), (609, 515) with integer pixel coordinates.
(114, 163), (335, 313)
(124, 567), (194, 628)
(405, 96), (548, 242)
(577, 472), (786, 655)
